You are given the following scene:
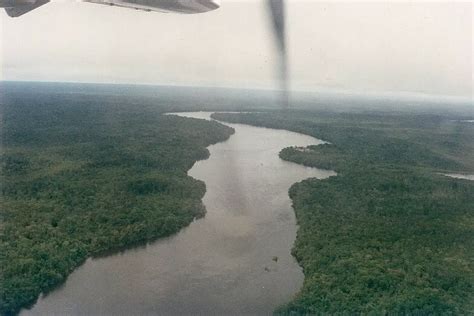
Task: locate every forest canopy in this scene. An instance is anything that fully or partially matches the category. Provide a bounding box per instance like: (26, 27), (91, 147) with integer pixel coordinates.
(0, 90), (233, 315)
(213, 111), (474, 314)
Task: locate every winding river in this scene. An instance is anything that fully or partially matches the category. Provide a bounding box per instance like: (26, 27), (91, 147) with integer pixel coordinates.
(23, 112), (335, 315)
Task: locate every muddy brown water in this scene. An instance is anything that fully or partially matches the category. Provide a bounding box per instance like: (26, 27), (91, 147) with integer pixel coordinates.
(23, 112), (336, 315)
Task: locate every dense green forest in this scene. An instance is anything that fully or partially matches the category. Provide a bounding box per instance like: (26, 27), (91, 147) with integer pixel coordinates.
(212, 111), (474, 314)
(1, 82), (472, 315)
(0, 90), (234, 315)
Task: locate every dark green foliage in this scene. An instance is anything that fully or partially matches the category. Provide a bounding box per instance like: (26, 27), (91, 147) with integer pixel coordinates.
(0, 91), (233, 315)
(1, 82), (472, 315)
(213, 111), (474, 314)
(212, 111), (473, 172)
(283, 170), (473, 314)
(0, 155), (31, 175)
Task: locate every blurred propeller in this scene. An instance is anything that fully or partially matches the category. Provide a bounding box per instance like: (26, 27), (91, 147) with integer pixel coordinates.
(267, 0), (288, 108)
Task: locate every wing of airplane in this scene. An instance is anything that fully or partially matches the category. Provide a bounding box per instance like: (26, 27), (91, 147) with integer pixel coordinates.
(1, 0), (49, 17)
(84, 0), (220, 14)
(2, 0), (288, 106)
(0, 0), (220, 17)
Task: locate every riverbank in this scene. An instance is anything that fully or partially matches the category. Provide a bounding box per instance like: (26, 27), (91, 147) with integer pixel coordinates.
(0, 102), (233, 314)
(212, 111), (474, 314)
(22, 112), (335, 315)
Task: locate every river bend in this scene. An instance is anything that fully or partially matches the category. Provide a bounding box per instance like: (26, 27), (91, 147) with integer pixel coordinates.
(23, 112), (335, 315)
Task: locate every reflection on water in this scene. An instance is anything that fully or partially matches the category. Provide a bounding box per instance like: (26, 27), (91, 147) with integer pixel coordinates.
(23, 112), (335, 315)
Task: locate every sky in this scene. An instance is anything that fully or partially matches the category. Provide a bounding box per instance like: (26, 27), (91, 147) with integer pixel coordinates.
(0, 0), (472, 98)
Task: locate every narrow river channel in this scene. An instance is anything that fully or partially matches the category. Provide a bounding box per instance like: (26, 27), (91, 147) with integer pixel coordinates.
(23, 112), (336, 315)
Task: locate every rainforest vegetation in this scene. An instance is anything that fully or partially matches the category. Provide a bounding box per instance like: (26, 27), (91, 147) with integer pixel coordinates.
(1, 82), (472, 315)
(212, 111), (474, 314)
(0, 86), (234, 315)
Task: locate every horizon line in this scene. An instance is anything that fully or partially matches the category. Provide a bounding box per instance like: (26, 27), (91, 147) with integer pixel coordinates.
(1, 79), (472, 103)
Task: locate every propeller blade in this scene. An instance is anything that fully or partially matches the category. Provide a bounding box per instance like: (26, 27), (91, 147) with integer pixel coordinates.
(267, 0), (289, 108)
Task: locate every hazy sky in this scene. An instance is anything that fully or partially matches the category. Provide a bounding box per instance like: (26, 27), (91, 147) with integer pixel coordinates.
(0, 0), (472, 97)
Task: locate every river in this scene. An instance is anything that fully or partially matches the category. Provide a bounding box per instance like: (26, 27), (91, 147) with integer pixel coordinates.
(22, 112), (336, 315)
(443, 173), (474, 181)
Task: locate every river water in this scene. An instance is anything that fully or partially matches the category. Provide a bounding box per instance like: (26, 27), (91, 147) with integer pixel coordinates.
(443, 173), (474, 181)
(23, 112), (335, 315)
